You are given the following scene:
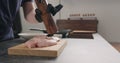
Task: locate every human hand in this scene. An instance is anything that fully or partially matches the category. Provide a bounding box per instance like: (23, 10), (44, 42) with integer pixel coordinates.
(35, 8), (43, 22)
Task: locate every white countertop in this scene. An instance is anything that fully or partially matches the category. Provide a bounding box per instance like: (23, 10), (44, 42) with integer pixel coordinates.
(38, 33), (120, 63)
(2, 33), (119, 63)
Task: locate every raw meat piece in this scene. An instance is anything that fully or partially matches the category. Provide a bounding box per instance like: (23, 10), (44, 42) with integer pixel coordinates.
(36, 39), (57, 48)
(24, 35), (60, 48)
(24, 39), (37, 48)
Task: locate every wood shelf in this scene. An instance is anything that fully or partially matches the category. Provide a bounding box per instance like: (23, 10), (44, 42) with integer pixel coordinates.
(56, 19), (98, 39)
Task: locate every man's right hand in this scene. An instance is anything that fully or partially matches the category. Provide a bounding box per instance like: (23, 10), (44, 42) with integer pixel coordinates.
(35, 8), (43, 23)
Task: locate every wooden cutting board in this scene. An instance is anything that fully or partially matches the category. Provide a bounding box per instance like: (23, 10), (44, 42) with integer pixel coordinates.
(8, 40), (67, 57)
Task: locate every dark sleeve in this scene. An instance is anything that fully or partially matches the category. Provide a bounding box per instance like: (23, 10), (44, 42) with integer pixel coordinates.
(21, 0), (33, 6)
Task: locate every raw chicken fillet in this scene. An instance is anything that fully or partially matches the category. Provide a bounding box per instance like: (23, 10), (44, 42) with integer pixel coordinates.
(25, 35), (60, 48)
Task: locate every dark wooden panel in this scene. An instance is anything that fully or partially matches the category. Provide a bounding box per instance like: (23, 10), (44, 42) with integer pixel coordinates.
(68, 33), (93, 39)
(56, 19), (98, 38)
(56, 19), (98, 32)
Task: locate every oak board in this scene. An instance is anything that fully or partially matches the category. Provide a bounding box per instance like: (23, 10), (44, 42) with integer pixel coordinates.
(8, 40), (67, 57)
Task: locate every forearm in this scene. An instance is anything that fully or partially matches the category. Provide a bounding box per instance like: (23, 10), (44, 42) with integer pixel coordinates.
(22, 2), (38, 23)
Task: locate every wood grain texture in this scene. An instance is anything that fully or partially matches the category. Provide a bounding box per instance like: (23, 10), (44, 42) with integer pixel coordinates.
(8, 40), (67, 57)
(35, 0), (57, 34)
(56, 19), (98, 38)
(71, 30), (96, 34)
(56, 19), (98, 32)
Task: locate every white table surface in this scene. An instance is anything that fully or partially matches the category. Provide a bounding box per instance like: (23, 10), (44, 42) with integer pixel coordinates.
(38, 33), (120, 63)
(1, 33), (120, 63)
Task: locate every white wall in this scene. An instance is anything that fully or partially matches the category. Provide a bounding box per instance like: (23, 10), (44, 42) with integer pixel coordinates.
(20, 0), (120, 42)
